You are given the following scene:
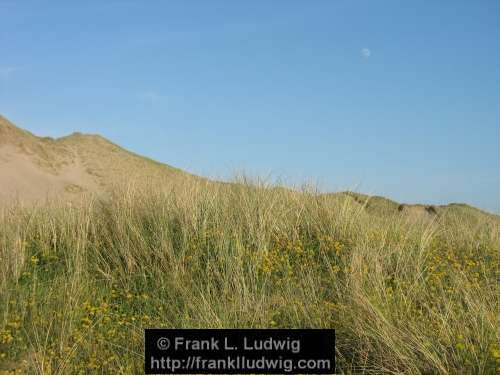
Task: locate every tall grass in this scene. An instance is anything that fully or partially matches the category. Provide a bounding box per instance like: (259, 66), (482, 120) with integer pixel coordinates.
(0, 179), (498, 374)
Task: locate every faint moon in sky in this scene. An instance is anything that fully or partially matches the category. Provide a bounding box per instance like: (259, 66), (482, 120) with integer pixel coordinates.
(361, 48), (371, 59)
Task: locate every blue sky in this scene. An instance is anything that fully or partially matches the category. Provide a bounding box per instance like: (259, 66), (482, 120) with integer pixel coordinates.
(1, 1), (499, 212)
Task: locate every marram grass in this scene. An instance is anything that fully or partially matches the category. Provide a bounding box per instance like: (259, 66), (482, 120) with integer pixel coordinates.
(0, 180), (498, 374)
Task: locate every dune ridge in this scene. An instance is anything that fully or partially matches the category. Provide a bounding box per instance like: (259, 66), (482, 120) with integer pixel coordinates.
(1, 114), (496, 222)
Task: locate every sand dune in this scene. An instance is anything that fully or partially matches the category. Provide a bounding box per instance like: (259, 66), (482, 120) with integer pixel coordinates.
(0, 144), (86, 201)
(0, 115), (187, 203)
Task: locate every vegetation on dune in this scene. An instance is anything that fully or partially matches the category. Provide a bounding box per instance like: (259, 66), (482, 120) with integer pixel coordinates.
(0, 115), (192, 204)
(0, 179), (499, 374)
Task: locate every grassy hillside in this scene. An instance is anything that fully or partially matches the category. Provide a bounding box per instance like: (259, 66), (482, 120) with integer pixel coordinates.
(1, 179), (498, 374)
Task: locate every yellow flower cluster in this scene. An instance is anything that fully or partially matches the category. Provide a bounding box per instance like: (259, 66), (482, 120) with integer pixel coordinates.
(0, 330), (13, 345)
(318, 234), (346, 257)
(259, 234), (316, 281)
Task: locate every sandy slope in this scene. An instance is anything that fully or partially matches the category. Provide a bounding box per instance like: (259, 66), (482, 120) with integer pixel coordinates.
(0, 115), (187, 203)
(0, 144), (98, 202)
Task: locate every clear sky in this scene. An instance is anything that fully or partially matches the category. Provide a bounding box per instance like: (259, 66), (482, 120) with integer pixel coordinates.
(1, 1), (499, 213)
